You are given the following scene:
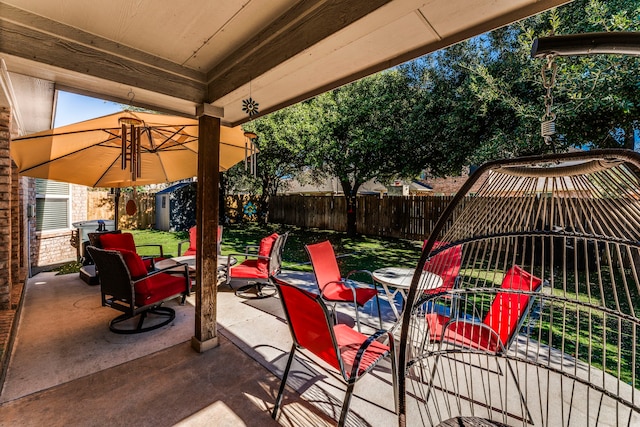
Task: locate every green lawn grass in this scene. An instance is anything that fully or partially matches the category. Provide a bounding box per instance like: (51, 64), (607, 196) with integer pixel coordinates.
(55, 224), (422, 274)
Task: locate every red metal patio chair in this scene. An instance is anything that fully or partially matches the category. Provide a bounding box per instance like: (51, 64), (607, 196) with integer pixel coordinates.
(270, 276), (398, 427)
(86, 246), (190, 334)
(306, 240), (382, 332)
(424, 265), (543, 421)
(226, 231), (288, 298)
(178, 225), (223, 256)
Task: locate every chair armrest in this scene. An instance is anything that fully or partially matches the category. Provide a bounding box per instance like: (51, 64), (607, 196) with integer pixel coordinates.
(177, 239), (189, 256)
(227, 252), (270, 262)
(244, 245), (260, 253)
(440, 319), (504, 353)
(136, 244), (164, 258)
(345, 269), (382, 291)
(320, 280), (359, 306)
(347, 329), (395, 380)
(141, 262), (189, 278)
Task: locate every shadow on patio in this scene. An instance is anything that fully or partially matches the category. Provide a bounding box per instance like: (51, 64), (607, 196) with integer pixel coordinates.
(0, 270), (399, 426)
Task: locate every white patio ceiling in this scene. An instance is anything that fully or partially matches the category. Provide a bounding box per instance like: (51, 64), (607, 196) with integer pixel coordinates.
(0, 0), (572, 130)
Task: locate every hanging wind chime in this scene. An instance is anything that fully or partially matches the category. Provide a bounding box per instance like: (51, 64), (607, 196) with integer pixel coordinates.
(119, 115), (144, 182)
(241, 79), (259, 176)
(119, 90), (145, 182)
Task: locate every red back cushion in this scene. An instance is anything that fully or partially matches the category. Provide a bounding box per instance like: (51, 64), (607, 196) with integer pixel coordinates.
(118, 249), (148, 279)
(484, 265), (542, 346)
(257, 233), (278, 274)
(188, 226), (197, 252)
(100, 232), (137, 253)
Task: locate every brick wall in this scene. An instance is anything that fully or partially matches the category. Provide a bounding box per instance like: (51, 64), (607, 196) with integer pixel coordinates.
(423, 166), (487, 196)
(0, 108), (11, 309)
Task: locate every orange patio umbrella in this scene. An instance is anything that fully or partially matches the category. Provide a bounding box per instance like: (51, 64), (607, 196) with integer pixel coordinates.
(11, 111), (252, 188)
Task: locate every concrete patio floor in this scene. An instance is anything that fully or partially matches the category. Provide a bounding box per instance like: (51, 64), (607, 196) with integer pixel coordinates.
(2, 268), (633, 426)
(0, 270), (399, 426)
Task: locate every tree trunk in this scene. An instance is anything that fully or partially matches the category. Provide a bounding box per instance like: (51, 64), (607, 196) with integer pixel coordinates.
(341, 179), (360, 237)
(346, 194), (357, 237)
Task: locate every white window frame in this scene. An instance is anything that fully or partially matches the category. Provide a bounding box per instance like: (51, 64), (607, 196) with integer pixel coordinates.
(35, 179), (71, 232)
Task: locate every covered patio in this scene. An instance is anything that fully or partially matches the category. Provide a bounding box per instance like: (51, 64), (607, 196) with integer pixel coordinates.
(0, 1), (575, 425)
(0, 270), (400, 426)
(0, 268), (595, 426)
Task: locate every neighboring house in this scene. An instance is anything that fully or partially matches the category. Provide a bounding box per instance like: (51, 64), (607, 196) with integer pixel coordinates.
(419, 166), (483, 196)
(281, 175), (432, 197)
(387, 180), (432, 196)
(30, 178), (88, 268)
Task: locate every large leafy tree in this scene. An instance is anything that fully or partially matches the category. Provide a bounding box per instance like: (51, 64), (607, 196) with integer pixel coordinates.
(308, 70), (425, 236)
(467, 0), (640, 154)
(226, 101), (317, 223)
(399, 0), (640, 164)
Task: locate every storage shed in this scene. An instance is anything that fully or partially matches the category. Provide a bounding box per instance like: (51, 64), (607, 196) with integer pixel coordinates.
(154, 182), (196, 231)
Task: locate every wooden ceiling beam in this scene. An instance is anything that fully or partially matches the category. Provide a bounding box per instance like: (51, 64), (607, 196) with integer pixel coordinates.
(227, 0), (573, 127)
(205, 0), (393, 103)
(0, 5), (207, 104)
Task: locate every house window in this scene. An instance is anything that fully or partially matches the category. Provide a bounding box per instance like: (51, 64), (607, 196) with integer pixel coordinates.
(35, 179), (70, 231)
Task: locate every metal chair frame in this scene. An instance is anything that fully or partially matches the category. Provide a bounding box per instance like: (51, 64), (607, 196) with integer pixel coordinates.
(271, 276), (398, 426)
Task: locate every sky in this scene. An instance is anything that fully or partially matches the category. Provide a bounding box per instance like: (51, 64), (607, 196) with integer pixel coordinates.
(53, 91), (121, 127)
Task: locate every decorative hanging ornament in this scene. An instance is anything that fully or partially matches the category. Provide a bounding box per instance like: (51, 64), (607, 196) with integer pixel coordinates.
(242, 79), (260, 117)
(119, 115), (144, 182)
(242, 97), (260, 117)
(119, 90), (144, 181)
(244, 131), (258, 176)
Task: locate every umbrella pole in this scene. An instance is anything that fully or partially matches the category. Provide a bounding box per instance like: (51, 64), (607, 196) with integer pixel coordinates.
(113, 188), (121, 230)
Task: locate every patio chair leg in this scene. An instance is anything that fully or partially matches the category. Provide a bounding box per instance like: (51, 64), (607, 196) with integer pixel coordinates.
(375, 293), (383, 329)
(338, 382), (356, 427)
(272, 344), (297, 420)
(108, 307), (175, 334)
(390, 334), (399, 414)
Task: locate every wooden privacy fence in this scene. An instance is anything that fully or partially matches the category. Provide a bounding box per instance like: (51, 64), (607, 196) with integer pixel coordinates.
(87, 191), (459, 240)
(269, 195), (457, 241)
(87, 191), (156, 229)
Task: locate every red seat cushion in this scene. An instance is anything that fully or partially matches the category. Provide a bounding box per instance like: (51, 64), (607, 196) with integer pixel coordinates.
(135, 273), (186, 306)
(229, 259), (267, 279)
(100, 232), (137, 253)
(427, 313), (502, 353)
